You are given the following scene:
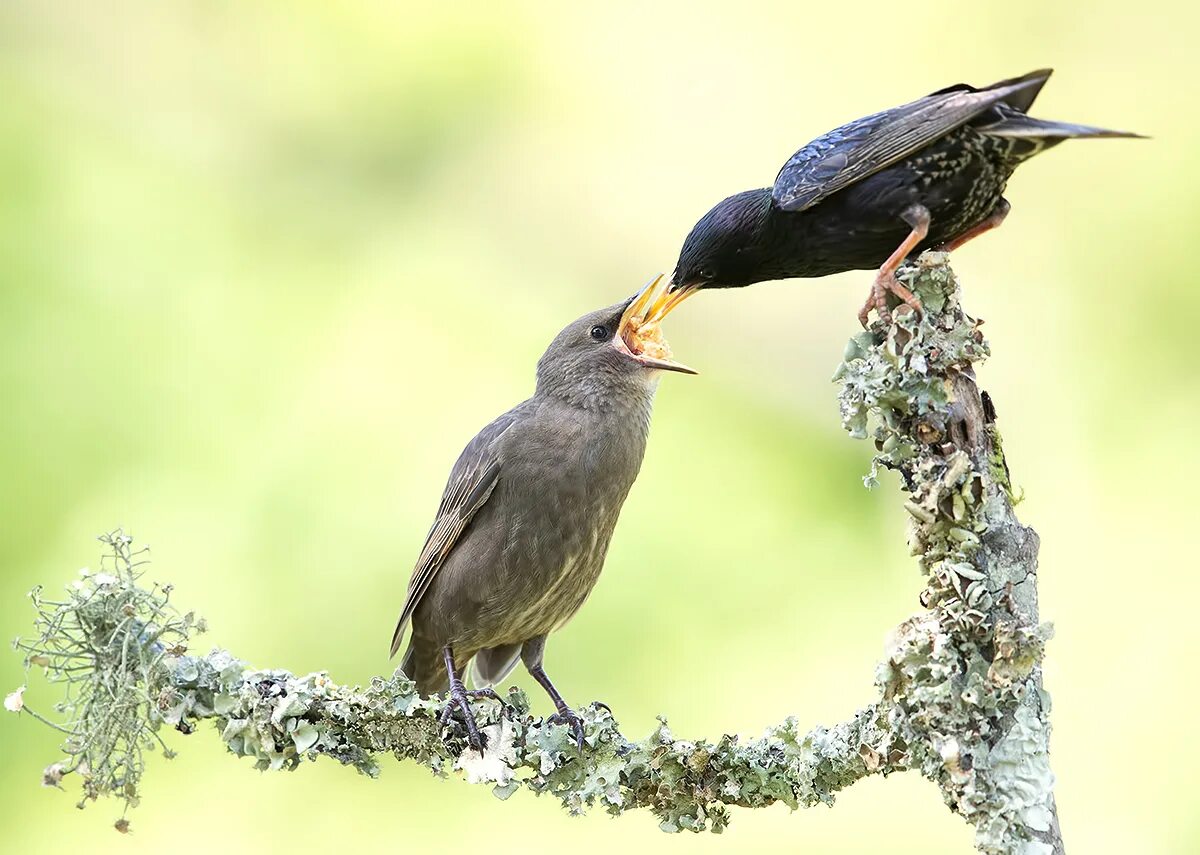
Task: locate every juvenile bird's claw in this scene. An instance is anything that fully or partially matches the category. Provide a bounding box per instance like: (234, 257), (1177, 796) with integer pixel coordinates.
(468, 687), (515, 719)
(547, 707), (587, 751)
(439, 686), (505, 752)
(466, 687), (506, 704)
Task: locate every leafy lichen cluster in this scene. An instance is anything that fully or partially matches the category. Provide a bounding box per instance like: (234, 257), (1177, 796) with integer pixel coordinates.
(9, 255), (1060, 852)
(8, 532), (203, 825)
(838, 254), (998, 634)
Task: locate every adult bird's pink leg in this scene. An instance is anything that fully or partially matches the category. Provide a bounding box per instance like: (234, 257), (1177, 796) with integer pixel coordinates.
(859, 204), (931, 327)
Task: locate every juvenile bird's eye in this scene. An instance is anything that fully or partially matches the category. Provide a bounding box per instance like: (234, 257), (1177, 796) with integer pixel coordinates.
(589, 325), (609, 341)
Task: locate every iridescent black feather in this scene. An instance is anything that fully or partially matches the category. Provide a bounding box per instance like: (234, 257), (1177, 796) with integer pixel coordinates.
(672, 69), (1142, 290)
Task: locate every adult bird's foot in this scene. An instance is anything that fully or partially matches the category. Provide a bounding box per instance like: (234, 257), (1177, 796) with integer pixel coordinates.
(546, 706), (587, 750)
(858, 270), (923, 328)
(439, 686), (505, 752)
(860, 203), (930, 328)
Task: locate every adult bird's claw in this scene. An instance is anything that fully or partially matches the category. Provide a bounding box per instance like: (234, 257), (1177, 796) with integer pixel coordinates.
(547, 707), (587, 750)
(859, 270), (924, 328)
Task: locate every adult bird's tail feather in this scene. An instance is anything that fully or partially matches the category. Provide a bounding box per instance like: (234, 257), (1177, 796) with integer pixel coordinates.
(980, 108), (1145, 161)
(928, 68), (1052, 113)
(981, 112), (1145, 141)
(985, 68), (1053, 113)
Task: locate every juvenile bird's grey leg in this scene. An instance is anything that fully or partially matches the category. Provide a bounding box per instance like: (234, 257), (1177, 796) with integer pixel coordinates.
(437, 645), (491, 751)
(859, 203), (931, 327)
(522, 636), (587, 750)
(936, 197), (1011, 252)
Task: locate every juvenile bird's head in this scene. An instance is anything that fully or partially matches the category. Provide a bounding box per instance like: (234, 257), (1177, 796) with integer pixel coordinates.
(670, 188), (774, 298)
(536, 274), (696, 408)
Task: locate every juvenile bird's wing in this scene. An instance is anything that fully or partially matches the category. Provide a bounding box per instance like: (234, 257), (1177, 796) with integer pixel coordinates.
(772, 70), (1052, 213)
(389, 411), (518, 658)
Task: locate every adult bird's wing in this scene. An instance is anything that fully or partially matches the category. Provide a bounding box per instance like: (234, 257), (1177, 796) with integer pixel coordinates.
(771, 70), (1053, 213)
(389, 411), (517, 658)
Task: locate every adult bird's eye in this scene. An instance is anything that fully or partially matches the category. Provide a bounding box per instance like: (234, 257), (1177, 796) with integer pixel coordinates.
(589, 325), (609, 341)
(698, 266), (716, 280)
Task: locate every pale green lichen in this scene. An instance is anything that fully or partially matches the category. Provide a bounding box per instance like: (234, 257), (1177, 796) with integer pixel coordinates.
(12, 256), (1060, 851)
(8, 532), (199, 818)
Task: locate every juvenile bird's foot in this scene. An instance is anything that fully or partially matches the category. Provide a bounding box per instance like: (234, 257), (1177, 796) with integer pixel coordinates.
(858, 270), (923, 327)
(437, 645), (507, 752)
(522, 639), (602, 751)
(546, 706), (587, 750)
(464, 686), (507, 705)
(438, 684), (492, 752)
(546, 701), (611, 749)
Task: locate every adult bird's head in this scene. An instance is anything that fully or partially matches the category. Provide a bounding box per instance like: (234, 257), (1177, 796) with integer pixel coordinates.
(669, 188), (775, 299)
(536, 274), (696, 408)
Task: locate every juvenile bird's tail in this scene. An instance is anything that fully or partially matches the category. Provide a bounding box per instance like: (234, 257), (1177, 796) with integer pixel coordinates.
(399, 641), (450, 696)
(400, 642), (520, 694)
(469, 643), (522, 688)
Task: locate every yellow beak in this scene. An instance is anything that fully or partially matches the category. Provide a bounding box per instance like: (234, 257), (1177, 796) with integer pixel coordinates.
(613, 274), (699, 375)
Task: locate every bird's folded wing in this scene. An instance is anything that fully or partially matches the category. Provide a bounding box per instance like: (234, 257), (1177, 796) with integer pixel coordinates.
(389, 412), (516, 658)
(771, 73), (1050, 213)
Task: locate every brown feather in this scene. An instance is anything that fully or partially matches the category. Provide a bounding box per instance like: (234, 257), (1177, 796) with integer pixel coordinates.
(389, 418), (513, 658)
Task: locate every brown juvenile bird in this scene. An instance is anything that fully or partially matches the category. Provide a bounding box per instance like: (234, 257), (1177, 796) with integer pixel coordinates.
(390, 276), (694, 750)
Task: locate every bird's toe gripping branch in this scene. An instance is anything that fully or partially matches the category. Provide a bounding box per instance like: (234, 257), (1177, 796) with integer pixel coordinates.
(437, 647), (511, 752)
(859, 204), (931, 328)
(546, 707), (587, 751)
(860, 270), (925, 328)
(437, 686), (502, 752)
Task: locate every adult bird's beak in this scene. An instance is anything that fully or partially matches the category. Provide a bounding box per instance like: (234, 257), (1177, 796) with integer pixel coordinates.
(667, 270), (703, 295)
(614, 274), (699, 374)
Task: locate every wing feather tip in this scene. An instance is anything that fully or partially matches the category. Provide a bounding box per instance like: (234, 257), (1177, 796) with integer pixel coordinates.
(389, 618), (408, 659)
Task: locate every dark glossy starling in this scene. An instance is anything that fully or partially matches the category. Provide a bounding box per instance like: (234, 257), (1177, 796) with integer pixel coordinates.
(668, 69), (1142, 325)
(390, 276), (694, 750)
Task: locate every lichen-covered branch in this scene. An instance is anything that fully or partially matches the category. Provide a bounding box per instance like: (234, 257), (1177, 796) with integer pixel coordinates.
(9, 255), (1060, 852)
(835, 254), (1062, 854)
(7, 534), (897, 834)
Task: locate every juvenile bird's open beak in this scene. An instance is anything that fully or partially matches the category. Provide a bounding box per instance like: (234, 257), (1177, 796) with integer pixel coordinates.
(613, 274), (699, 375)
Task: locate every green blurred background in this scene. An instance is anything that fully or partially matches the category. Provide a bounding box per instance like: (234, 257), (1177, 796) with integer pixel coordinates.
(1, 1), (1194, 852)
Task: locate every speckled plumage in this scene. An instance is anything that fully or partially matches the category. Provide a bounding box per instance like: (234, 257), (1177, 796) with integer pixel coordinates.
(671, 69), (1140, 292)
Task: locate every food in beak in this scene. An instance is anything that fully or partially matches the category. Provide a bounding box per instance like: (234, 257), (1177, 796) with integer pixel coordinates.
(614, 274), (698, 374)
